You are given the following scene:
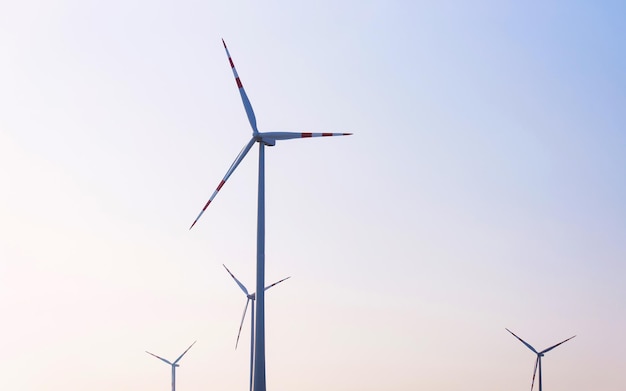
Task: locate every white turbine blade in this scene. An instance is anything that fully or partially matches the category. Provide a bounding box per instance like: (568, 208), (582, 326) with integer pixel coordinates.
(530, 356), (539, 391)
(146, 351), (173, 365)
(540, 335), (576, 354)
(189, 137), (256, 229)
(259, 131), (352, 142)
(235, 298), (250, 350)
(223, 264), (249, 296)
(264, 276), (291, 291)
(222, 39), (258, 134)
(173, 341), (197, 364)
(506, 328), (538, 354)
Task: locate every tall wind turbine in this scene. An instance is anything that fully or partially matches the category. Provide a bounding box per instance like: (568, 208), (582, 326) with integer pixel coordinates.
(190, 39), (351, 391)
(506, 329), (575, 391)
(223, 264), (290, 391)
(146, 341), (196, 391)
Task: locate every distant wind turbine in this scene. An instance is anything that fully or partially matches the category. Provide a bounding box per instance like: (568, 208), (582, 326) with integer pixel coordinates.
(146, 341), (196, 391)
(506, 328), (575, 391)
(223, 264), (290, 391)
(189, 39), (351, 391)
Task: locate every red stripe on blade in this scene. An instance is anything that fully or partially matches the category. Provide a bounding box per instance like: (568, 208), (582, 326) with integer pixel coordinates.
(236, 77), (243, 89)
(229, 58), (235, 68)
(302, 133), (312, 137)
(217, 180), (226, 191)
(322, 133), (332, 136)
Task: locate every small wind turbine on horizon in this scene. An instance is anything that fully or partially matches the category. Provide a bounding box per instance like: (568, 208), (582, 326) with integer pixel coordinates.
(506, 328), (575, 391)
(146, 341), (196, 391)
(223, 264), (290, 391)
(189, 39), (351, 391)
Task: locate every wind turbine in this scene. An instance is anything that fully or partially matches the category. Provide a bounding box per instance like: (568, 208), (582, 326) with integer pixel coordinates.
(146, 341), (196, 391)
(223, 264), (290, 391)
(189, 39), (351, 391)
(506, 329), (575, 391)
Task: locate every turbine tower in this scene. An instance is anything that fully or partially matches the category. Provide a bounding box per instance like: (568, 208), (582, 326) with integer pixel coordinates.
(146, 341), (196, 391)
(506, 329), (575, 391)
(190, 39), (351, 391)
(223, 264), (290, 391)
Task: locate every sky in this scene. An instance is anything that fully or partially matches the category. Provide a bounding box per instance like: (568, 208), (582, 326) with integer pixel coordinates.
(1, 1), (625, 390)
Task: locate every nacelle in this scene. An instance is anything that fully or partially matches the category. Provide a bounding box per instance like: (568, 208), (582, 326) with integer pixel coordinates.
(261, 138), (276, 146)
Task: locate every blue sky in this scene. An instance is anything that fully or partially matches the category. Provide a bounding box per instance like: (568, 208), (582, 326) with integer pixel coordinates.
(1, 1), (625, 390)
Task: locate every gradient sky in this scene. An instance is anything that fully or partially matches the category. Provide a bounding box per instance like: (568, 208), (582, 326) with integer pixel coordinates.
(2, 1), (625, 390)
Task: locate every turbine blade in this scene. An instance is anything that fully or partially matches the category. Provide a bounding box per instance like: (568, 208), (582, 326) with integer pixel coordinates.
(264, 276), (291, 291)
(189, 137), (256, 229)
(540, 335), (576, 354)
(506, 328), (538, 354)
(173, 340), (196, 364)
(222, 39), (258, 134)
(235, 298), (250, 350)
(146, 351), (173, 365)
(530, 356), (539, 391)
(259, 131), (352, 142)
(223, 264), (249, 296)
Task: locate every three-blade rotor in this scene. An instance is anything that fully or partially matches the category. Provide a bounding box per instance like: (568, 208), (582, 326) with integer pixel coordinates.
(146, 340), (196, 367)
(506, 329), (575, 391)
(188, 39), (351, 230)
(223, 264), (290, 349)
